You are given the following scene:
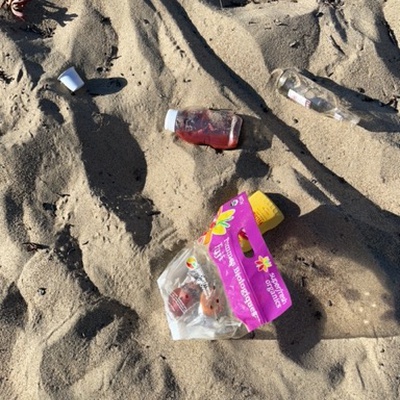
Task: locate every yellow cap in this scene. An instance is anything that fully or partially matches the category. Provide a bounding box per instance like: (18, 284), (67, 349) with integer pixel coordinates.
(240, 191), (284, 252)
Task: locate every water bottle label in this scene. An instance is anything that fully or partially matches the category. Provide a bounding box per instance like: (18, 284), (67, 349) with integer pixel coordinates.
(288, 89), (311, 108)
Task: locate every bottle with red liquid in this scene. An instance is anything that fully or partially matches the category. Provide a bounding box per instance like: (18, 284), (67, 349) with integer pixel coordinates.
(164, 108), (243, 150)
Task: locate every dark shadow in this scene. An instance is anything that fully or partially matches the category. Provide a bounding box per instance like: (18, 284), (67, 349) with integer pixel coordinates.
(240, 195), (326, 363)
(0, 0), (77, 38)
(235, 191), (398, 362)
(0, 8), (56, 88)
(273, 191), (399, 326)
(5, 191), (28, 245)
(317, 2), (400, 87)
(65, 95), (155, 247)
(54, 224), (99, 294)
(54, 224), (140, 343)
(161, 0), (400, 361)
(237, 153), (270, 179)
(0, 283), (28, 327)
(203, 0), (250, 7)
(0, 68), (13, 85)
(238, 114), (273, 151)
(269, 276), (326, 365)
(207, 181), (243, 216)
(163, 364), (182, 400)
(38, 224), (142, 394)
(0, 280), (28, 397)
(40, 295), (140, 394)
(374, 7), (400, 84)
(26, 0), (78, 28)
(39, 99), (64, 124)
(21, 59), (44, 90)
(319, 2), (348, 43)
(266, 193), (301, 220)
(235, 114), (272, 179)
(261, 98), (400, 328)
(86, 77), (127, 96)
(159, 0), (271, 117)
(74, 298), (139, 343)
(241, 277), (326, 367)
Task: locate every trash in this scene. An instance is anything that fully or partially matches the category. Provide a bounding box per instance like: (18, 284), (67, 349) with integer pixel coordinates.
(238, 191), (284, 252)
(164, 108), (243, 150)
(275, 68), (360, 125)
(199, 191), (284, 253)
(157, 192), (292, 340)
(57, 66), (85, 93)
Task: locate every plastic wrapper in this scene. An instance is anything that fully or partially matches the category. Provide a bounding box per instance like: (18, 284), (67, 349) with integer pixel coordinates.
(157, 192), (292, 340)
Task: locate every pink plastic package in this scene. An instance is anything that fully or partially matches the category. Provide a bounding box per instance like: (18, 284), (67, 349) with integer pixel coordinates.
(157, 192), (292, 340)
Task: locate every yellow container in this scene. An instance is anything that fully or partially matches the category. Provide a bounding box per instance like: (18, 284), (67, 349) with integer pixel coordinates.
(240, 191), (284, 252)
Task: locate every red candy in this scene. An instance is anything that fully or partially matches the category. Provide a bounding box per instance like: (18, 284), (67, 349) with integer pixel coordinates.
(200, 287), (225, 318)
(168, 283), (200, 318)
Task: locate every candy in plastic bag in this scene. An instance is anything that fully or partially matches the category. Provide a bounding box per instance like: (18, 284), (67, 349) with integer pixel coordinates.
(157, 192), (292, 340)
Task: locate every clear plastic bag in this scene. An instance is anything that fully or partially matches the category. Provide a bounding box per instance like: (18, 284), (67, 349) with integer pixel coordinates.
(157, 242), (247, 340)
(158, 192), (292, 340)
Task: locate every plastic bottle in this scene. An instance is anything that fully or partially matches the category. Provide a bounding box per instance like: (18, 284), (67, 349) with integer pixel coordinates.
(164, 108), (243, 150)
(275, 68), (360, 125)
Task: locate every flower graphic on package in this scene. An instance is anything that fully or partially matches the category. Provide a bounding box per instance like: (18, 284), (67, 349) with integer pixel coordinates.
(255, 255), (272, 272)
(200, 208), (235, 245)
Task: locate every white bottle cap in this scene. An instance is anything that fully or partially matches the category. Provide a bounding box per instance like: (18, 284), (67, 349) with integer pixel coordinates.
(164, 109), (178, 131)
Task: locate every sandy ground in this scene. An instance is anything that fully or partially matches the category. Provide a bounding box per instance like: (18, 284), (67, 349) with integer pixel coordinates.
(0, 0), (399, 399)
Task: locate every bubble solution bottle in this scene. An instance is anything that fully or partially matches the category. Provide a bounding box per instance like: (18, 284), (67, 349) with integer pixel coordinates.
(276, 68), (360, 125)
(164, 108), (243, 150)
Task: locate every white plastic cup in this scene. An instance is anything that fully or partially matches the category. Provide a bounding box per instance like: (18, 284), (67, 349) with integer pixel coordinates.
(57, 66), (85, 92)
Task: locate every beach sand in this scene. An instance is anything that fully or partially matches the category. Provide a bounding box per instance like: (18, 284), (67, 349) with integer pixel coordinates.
(0, 0), (399, 398)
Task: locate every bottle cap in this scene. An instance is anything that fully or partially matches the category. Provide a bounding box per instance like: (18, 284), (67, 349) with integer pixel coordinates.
(249, 191), (284, 232)
(164, 109), (179, 131)
(240, 191), (284, 252)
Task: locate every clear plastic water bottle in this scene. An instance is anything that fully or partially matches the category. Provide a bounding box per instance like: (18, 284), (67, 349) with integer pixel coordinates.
(164, 108), (243, 150)
(275, 68), (360, 125)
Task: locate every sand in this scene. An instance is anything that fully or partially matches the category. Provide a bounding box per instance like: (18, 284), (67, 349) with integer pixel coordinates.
(0, 0), (399, 398)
